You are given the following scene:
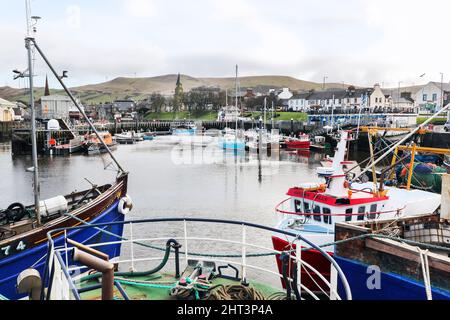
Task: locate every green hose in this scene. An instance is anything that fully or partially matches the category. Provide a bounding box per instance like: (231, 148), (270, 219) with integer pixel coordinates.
(80, 239), (177, 282)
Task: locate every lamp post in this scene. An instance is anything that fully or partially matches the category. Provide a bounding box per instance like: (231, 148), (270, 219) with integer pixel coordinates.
(440, 72), (444, 111)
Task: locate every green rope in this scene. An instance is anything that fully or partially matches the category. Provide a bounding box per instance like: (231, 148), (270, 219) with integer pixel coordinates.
(115, 278), (177, 290)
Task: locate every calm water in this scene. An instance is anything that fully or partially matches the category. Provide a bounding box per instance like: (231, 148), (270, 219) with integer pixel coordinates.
(0, 137), (341, 287)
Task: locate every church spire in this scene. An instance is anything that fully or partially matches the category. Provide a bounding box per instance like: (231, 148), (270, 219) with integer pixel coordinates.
(44, 75), (50, 96)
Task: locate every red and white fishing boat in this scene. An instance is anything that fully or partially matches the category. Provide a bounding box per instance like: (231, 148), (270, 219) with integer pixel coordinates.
(284, 134), (311, 150)
(272, 130), (441, 292)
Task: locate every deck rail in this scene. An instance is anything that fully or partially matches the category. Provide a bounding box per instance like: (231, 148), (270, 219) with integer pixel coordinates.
(43, 218), (352, 301)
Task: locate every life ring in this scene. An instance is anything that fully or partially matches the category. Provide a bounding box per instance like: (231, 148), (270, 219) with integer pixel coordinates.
(118, 195), (133, 215)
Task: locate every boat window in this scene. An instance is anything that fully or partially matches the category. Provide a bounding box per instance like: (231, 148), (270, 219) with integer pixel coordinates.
(369, 204), (377, 219)
(323, 208), (331, 224)
(304, 202), (311, 217)
(357, 206), (365, 221)
(345, 208), (353, 222)
(313, 206), (321, 222)
(294, 200), (302, 213)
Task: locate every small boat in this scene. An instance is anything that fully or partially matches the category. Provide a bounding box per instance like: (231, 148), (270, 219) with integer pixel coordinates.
(310, 136), (330, 151)
(171, 124), (197, 136)
(284, 134), (310, 150)
(84, 131), (117, 155)
(114, 131), (142, 144)
(51, 136), (85, 155)
(219, 133), (245, 150)
(142, 132), (156, 141)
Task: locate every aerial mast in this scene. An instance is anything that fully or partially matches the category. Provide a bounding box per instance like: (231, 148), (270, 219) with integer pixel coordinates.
(25, 0), (41, 225)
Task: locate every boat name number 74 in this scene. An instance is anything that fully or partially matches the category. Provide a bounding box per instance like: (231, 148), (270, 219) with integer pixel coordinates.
(0, 241), (27, 258)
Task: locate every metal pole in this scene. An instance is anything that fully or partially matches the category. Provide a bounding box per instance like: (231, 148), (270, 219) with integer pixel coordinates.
(26, 37), (41, 226)
(440, 73), (444, 111)
(31, 39), (126, 174)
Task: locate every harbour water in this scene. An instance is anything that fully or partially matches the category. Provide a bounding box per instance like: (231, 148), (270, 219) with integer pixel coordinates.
(0, 138), (331, 223)
(0, 137), (336, 285)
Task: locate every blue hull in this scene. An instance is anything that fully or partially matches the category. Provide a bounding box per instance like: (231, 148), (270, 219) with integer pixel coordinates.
(336, 256), (450, 300)
(172, 129), (196, 136)
(0, 200), (124, 300)
(219, 140), (245, 150)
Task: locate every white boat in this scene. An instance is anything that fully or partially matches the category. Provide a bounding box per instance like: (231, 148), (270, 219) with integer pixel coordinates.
(275, 130), (441, 247)
(272, 130), (441, 291)
(114, 131), (143, 144)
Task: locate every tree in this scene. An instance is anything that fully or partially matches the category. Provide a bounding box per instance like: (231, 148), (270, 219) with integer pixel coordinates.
(149, 93), (166, 113)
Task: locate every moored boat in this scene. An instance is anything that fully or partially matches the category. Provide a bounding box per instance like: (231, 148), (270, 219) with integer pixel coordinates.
(284, 134), (310, 150)
(84, 131), (117, 155)
(272, 130), (441, 292)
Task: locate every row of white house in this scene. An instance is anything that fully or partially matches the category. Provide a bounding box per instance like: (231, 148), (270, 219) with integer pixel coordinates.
(285, 81), (449, 113)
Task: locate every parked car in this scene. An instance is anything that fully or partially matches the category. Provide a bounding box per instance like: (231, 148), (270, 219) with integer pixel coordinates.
(444, 120), (450, 132)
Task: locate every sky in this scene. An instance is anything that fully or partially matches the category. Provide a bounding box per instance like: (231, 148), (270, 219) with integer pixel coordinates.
(0, 0), (448, 89)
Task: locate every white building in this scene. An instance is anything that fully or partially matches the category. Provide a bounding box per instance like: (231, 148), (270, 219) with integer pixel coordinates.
(415, 81), (450, 113)
(0, 97), (15, 122)
(277, 88), (293, 100)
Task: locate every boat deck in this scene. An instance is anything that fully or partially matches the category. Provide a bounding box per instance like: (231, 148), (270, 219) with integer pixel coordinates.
(78, 272), (285, 301)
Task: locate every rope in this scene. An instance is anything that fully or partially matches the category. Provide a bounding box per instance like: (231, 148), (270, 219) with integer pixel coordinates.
(115, 278), (177, 290)
(416, 247), (432, 300)
(206, 284), (266, 300)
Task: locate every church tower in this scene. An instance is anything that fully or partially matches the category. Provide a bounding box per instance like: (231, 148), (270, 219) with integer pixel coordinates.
(173, 73), (184, 111)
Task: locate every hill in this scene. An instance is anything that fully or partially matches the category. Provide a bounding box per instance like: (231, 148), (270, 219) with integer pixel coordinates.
(0, 74), (351, 104)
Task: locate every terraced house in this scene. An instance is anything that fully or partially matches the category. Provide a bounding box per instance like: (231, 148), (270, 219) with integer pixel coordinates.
(288, 84), (386, 112)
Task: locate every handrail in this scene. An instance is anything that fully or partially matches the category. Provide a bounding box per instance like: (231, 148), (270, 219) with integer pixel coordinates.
(44, 217), (352, 300)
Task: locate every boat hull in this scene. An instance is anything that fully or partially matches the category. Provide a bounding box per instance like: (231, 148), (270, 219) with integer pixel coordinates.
(271, 236), (332, 293)
(0, 176), (128, 300)
(219, 140), (245, 150)
(285, 140), (310, 149)
(335, 256), (450, 300)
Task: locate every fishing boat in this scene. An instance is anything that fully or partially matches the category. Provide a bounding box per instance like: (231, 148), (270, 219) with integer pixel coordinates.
(334, 212), (450, 299)
(171, 124), (197, 136)
(83, 131), (117, 155)
(284, 134), (310, 150)
(272, 130), (442, 292)
(0, 2), (131, 300)
(310, 136), (330, 151)
(20, 218), (352, 301)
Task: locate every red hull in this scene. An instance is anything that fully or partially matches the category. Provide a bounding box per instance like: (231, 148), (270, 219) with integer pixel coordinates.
(271, 236), (332, 293)
(285, 140), (310, 149)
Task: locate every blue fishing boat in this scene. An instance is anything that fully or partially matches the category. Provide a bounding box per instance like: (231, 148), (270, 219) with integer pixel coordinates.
(219, 133), (246, 150)
(0, 2), (131, 300)
(334, 214), (450, 300)
(171, 124), (197, 136)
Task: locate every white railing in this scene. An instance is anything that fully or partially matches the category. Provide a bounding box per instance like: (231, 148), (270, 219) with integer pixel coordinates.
(45, 218), (352, 301)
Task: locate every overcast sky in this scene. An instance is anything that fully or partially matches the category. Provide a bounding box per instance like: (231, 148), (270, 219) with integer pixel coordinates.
(0, 0), (448, 89)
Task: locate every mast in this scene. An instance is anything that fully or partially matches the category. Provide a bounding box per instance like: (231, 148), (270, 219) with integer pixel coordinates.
(25, 0), (41, 225)
(235, 64), (238, 133)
